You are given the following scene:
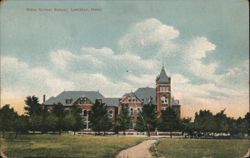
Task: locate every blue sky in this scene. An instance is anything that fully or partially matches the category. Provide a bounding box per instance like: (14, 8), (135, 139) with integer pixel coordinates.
(1, 0), (249, 118)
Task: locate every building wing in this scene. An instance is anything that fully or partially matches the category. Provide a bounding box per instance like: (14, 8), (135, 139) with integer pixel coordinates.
(134, 87), (156, 105)
(44, 91), (104, 106)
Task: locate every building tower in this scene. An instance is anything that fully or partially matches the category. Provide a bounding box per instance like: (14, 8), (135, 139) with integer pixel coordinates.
(156, 66), (171, 113)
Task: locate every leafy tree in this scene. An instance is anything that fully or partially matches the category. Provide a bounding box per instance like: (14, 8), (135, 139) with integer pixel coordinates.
(194, 110), (214, 136)
(52, 103), (65, 118)
(236, 117), (248, 137)
(244, 112), (250, 135)
(180, 117), (193, 136)
(63, 113), (76, 131)
(159, 107), (180, 138)
(214, 109), (229, 133)
(40, 105), (50, 133)
(70, 104), (84, 133)
(135, 104), (158, 136)
(89, 100), (112, 135)
(13, 115), (29, 138)
(116, 105), (131, 135)
(44, 113), (58, 132)
(24, 96), (42, 116)
(228, 117), (238, 136)
(0, 105), (18, 138)
(29, 115), (43, 133)
(52, 103), (65, 134)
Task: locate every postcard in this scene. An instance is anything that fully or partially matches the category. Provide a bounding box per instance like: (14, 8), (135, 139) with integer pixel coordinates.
(0, 0), (249, 158)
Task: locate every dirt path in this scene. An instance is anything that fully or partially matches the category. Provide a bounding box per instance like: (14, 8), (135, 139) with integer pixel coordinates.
(116, 139), (157, 158)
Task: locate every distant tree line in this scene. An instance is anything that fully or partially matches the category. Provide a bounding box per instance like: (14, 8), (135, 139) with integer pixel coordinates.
(133, 104), (250, 138)
(0, 95), (249, 138)
(0, 96), (83, 138)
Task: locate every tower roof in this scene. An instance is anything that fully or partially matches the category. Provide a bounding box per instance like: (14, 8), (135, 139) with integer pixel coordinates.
(156, 66), (170, 84)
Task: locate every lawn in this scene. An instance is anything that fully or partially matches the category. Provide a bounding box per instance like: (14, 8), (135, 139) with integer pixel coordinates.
(156, 138), (250, 158)
(0, 134), (145, 158)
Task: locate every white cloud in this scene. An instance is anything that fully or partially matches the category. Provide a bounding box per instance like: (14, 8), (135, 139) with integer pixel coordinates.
(186, 37), (216, 60)
(126, 74), (156, 87)
(50, 47), (160, 82)
(1, 56), (75, 101)
(119, 18), (179, 58)
(50, 50), (75, 68)
(182, 37), (219, 81)
(71, 73), (135, 97)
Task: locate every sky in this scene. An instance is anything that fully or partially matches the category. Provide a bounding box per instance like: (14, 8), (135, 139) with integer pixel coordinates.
(0, 0), (249, 119)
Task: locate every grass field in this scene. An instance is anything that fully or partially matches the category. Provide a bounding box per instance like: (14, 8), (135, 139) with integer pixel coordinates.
(0, 134), (145, 158)
(156, 138), (250, 158)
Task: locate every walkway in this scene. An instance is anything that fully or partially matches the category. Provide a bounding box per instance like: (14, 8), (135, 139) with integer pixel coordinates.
(116, 139), (157, 158)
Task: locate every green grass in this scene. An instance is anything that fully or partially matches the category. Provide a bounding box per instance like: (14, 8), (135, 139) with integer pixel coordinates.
(0, 134), (145, 158)
(156, 138), (250, 158)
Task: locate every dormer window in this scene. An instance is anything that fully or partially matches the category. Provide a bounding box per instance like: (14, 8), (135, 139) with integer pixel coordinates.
(80, 97), (86, 104)
(65, 99), (72, 104)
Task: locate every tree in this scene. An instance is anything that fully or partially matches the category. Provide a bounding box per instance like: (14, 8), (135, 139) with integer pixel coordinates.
(40, 105), (50, 133)
(236, 117), (248, 137)
(116, 105), (131, 135)
(214, 109), (229, 133)
(70, 104), (84, 133)
(0, 105), (18, 138)
(13, 115), (29, 138)
(52, 103), (65, 134)
(159, 107), (180, 138)
(44, 113), (58, 132)
(180, 117), (193, 136)
(135, 104), (158, 137)
(244, 112), (250, 135)
(194, 110), (214, 136)
(89, 100), (112, 135)
(63, 113), (76, 131)
(29, 115), (43, 133)
(24, 96), (42, 116)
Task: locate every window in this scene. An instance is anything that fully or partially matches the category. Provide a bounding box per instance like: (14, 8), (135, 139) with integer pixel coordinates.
(161, 96), (169, 104)
(160, 87), (170, 92)
(130, 108), (134, 115)
(108, 110), (113, 118)
(79, 98), (86, 104)
(128, 98), (131, 102)
(83, 110), (88, 117)
(65, 99), (72, 104)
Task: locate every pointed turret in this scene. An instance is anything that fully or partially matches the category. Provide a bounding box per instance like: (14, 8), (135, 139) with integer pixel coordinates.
(156, 66), (170, 84)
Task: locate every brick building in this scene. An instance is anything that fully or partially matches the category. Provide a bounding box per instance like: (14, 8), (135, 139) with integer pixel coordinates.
(43, 66), (181, 130)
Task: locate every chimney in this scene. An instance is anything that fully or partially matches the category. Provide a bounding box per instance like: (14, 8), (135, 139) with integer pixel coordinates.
(43, 94), (46, 103)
